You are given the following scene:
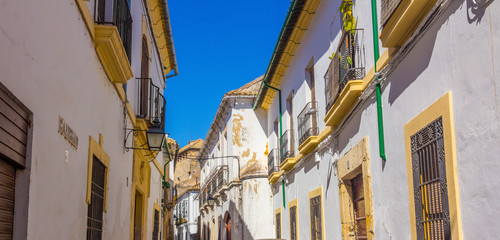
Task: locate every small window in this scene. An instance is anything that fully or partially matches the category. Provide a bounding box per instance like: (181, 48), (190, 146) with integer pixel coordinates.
(152, 209), (160, 240)
(276, 212), (281, 239)
(310, 195), (322, 240)
(87, 157), (106, 240)
(290, 206), (298, 240)
(410, 117), (450, 240)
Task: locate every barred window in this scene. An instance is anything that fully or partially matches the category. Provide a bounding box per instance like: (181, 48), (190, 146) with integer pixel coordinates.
(152, 209), (160, 240)
(290, 206), (297, 240)
(87, 157), (106, 240)
(276, 212), (281, 239)
(411, 117), (450, 240)
(310, 196), (322, 240)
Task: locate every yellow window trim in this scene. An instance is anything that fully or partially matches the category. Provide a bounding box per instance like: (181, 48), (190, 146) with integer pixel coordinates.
(337, 137), (374, 240)
(380, 0), (439, 48)
(308, 186), (325, 240)
(75, 0), (95, 40)
(288, 198), (299, 240)
(404, 92), (463, 240)
(86, 134), (110, 212)
(275, 207), (283, 238)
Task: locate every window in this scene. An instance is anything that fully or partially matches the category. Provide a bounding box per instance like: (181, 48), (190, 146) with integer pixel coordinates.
(86, 135), (110, 240)
(404, 92), (462, 240)
(289, 199), (299, 240)
(410, 117), (450, 240)
(275, 208), (282, 239)
(337, 137), (373, 240)
(87, 157), (106, 240)
(152, 209), (160, 240)
(309, 196), (322, 239)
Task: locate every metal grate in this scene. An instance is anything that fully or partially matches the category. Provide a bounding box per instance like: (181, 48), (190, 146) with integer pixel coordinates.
(268, 148), (280, 176)
(280, 130), (295, 163)
(290, 206), (297, 240)
(297, 101), (319, 146)
(411, 117), (450, 240)
(153, 209), (160, 240)
(276, 212), (281, 239)
(87, 157), (106, 240)
(310, 196), (322, 240)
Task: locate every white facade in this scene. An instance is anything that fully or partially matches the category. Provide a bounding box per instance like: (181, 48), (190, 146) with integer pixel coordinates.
(174, 191), (200, 240)
(0, 0), (176, 239)
(198, 81), (275, 240)
(260, 0), (500, 239)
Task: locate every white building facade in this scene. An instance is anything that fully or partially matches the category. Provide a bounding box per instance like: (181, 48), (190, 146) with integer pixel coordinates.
(0, 0), (177, 239)
(198, 77), (275, 240)
(257, 0), (500, 239)
(174, 191), (200, 240)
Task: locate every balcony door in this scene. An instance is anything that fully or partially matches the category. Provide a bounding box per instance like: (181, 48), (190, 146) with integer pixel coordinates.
(140, 36), (149, 117)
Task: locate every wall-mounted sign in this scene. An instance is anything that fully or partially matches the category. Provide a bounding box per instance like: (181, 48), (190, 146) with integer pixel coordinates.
(58, 116), (78, 149)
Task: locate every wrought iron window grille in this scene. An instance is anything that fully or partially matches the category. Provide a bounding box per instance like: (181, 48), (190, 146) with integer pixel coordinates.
(94, 0), (133, 59)
(268, 148), (280, 176)
(297, 101), (319, 146)
(280, 129), (295, 163)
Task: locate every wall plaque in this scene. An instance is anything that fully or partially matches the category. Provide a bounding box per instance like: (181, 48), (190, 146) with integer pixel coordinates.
(58, 116), (78, 149)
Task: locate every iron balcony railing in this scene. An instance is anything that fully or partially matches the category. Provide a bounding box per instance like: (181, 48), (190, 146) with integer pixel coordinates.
(136, 78), (166, 130)
(325, 29), (366, 111)
(297, 101), (319, 146)
(280, 130), (295, 164)
(268, 148), (279, 176)
(216, 165), (229, 191)
(94, 0), (133, 60)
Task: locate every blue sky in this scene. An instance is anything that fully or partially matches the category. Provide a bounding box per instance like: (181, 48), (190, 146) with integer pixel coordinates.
(164, 1), (291, 147)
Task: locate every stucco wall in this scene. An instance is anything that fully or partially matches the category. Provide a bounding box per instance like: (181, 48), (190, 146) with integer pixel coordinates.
(268, 0), (500, 239)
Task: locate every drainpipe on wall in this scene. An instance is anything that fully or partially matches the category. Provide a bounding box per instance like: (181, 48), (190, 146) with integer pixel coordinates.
(371, 0), (387, 161)
(262, 82), (286, 208)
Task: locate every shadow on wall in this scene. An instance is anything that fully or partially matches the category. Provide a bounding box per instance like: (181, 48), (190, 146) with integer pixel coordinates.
(466, 0), (494, 24)
(227, 200), (253, 240)
(387, 0), (464, 105)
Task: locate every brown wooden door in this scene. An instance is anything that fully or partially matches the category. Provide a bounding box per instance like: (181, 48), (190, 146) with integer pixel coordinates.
(0, 157), (15, 240)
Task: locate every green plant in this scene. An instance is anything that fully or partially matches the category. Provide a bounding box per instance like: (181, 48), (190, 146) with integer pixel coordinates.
(340, 0), (355, 31)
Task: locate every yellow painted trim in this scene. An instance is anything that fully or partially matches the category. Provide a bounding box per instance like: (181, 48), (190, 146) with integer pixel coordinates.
(94, 25), (134, 84)
(308, 186), (325, 240)
(380, 0), (439, 48)
(337, 137), (374, 240)
(280, 157), (298, 171)
(324, 80), (363, 127)
(146, 0), (173, 75)
(361, 50), (392, 90)
(268, 171), (282, 185)
(86, 134), (110, 212)
(126, 102), (137, 126)
(298, 136), (319, 155)
(75, 0), (95, 40)
(404, 92), (463, 240)
(275, 207), (283, 238)
(288, 198), (299, 240)
(261, 0), (322, 110)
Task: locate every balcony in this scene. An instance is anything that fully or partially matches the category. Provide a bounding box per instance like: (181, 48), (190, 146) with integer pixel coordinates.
(279, 130), (297, 171)
(297, 101), (319, 154)
(216, 165), (229, 193)
(324, 29), (366, 127)
(94, 0), (133, 84)
(135, 78), (166, 130)
(267, 148), (281, 184)
(380, 0), (439, 48)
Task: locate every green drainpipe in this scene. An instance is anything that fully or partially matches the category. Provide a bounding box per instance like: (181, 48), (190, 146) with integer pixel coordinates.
(262, 82), (285, 207)
(163, 141), (173, 188)
(371, 0), (387, 161)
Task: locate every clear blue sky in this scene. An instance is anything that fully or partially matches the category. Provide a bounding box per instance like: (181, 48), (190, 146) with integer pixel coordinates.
(164, 1), (291, 147)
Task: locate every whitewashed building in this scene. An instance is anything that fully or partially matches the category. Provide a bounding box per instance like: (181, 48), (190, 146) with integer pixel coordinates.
(174, 191), (200, 240)
(0, 0), (177, 239)
(198, 77), (275, 240)
(256, 0), (500, 239)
